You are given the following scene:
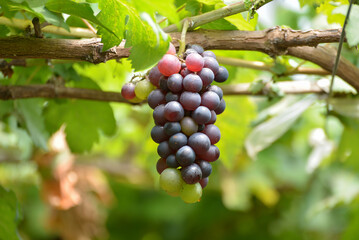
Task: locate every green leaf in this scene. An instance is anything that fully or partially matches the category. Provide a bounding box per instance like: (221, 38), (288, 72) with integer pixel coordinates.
(131, 0), (179, 25)
(330, 98), (359, 119)
(0, 186), (21, 240)
(16, 99), (49, 150)
(0, 25), (10, 37)
(245, 95), (317, 159)
(44, 78), (116, 153)
(345, 5), (359, 47)
(97, 0), (169, 71)
(46, 0), (113, 35)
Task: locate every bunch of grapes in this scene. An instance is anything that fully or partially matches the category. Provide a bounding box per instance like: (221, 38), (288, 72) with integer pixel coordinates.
(121, 43), (228, 203)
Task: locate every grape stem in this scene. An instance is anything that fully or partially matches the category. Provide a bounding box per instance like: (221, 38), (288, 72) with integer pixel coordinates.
(178, 19), (191, 56)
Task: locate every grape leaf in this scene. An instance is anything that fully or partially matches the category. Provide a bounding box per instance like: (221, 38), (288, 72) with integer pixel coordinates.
(97, 0), (169, 71)
(44, 78), (116, 153)
(245, 95), (317, 159)
(16, 99), (49, 150)
(0, 186), (21, 240)
(46, 0), (113, 34)
(131, 0), (179, 24)
(345, 5), (359, 47)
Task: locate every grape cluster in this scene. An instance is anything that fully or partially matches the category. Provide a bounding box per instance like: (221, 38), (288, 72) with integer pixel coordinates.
(121, 43), (228, 203)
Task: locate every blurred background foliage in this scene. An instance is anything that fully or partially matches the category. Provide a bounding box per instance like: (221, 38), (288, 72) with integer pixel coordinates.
(1, 0), (359, 239)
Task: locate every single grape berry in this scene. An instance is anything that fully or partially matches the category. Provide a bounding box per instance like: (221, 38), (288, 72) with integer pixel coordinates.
(202, 50), (216, 59)
(214, 66), (229, 83)
(180, 67), (193, 77)
(180, 92), (201, 111)
(180, 182), (202, 203)
(199, 177), (209, 189)
(121, 82), (136, 100)
(160, 168), (183, 194)
(157, 141), (173, 159)
(165, 92), (180, 103)
(181, 163), (202, 184)
(198, 68), (214, 86)
(156, 158), (168, 174)
(164, 122), (181, 136)
(199, 145), (220, 162)
(164, 101), (184, 122)
(167, 73), (183, 93)
(158, 54), (181, 76)
(148, 89), (165, 109)
(169, 132), (187, 151)
(208, 110), (217, 124)
(203, 57), (219, 75)
(189, 44), (204, 54)
(196, 160), (212, 178)
(166, 154), (179, 168)
(201, 91), (220, 110)
(134, 80), (154, 100)
(214, 98), (226, 115)
(180, 117), (198, 136)
(208, 85), (223, 100)
(159, 76), (170, 92)
(176, 145), (196, 167)
(151, 125), (168, 143)
(191, 106), (211, 124)
(202, 124), (221, 144)
(186, 53), (204, 72)
(148, 65), (162, 87)
(183, 73), (203, 92)
(153, 104), (167, 126)
(188, 132), (211, 154)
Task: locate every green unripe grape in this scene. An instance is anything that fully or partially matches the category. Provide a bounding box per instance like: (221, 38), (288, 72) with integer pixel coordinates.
(180, 182), (202, 203)
(180, 117), (198, 136)
(128, 96), (144, 103)
(160, 168), (183, 194)
(135, 80), (154, 100)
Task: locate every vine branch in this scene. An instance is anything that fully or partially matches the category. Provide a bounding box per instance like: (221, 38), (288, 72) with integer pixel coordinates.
(0, 80), (348, 103)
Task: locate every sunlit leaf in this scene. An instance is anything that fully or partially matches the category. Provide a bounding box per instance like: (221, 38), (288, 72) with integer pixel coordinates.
(0, 186), (21, 240)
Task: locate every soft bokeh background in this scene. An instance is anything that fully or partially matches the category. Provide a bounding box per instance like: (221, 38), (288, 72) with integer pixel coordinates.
(1, 0), (359, 239)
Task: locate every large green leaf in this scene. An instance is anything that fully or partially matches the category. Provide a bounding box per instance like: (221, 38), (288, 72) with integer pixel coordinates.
(44, 79), (116, 153)
(97, 0), (169, 71)
(16, 99), (49, 150)
(245, 95), (317, 159)
(0, 186), (21, 240)
(46, 0), (113, 34)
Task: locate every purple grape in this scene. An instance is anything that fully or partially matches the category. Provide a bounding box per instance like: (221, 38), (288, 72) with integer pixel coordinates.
(214, 98), (226, 115)
(151, 125), (168, 143)
(188, 132), (211, 154)
(166, 154), (179, 168)
(202, 51), (216, 59)
(183, 74), (203, 92)
(180, 67), (193, 77)
(198, 124), (205, 132)
(180, 92), (201, 111)
(189, 44), (204, 54)
(165, 92), (180, 103)
(202, 124), (221, 144)
(203, 57), (219, 75)
(121, 83), (136, 100)
(157, 141), (173, 158)
(181, 163), (202, 184)
(184, 48), (198, 58)
(186, 53), (204, 72)
(214, 66), (229, 83)
(159, 76), (169, 92)
(148, 65), (162, 87)
(176, 145), (196, 167)
(153, 104), (166, 125)
(164, 122), (181, 136)
(201, 91), (220, 110)
(191, 106), (211, 124)
(199, 177), (209, 188)
(148, 89), (165, 109)
(164, 101), (184, 122)
(195, 160), (212, 178)
(208, 85), (223, 100)
(156, 158), (168, 174)
(167, 73), (183, 93)
(199, 145), (220, 162)
(169, 132), (187, 151)
(208, 110), (217, 124)
(198, 68), (214, 86)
